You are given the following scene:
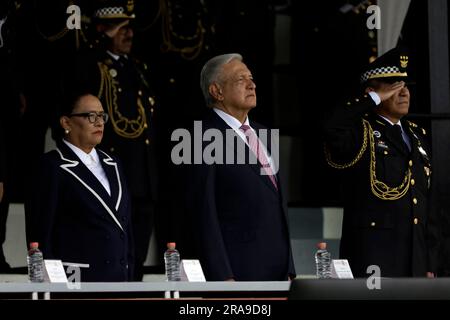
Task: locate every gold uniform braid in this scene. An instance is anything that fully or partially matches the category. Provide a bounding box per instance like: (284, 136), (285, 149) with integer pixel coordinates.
(367, 121), (411, 200)
(325, 119), (368, 169)
(98, 62), (147, 139)
(326, 119), (411, 201)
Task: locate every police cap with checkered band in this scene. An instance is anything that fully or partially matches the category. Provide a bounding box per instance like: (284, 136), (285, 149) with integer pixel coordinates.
(94, 0), (136, 20)
(360, 47), (410, 84)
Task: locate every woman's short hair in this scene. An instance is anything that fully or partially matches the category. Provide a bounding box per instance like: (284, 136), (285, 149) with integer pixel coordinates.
(53, 91), (95, 140)
(200, 53), (243, 107)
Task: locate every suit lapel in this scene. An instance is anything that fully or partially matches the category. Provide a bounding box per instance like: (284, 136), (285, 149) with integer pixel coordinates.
(249, 121), (280, 194)
(98, 150), (123, 211)
(209, 111), (279, 195)
(56, 142), (124, 231)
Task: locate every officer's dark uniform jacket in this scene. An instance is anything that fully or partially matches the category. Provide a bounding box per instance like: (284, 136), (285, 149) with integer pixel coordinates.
(75, 35), (158, 201)
(324, 94), (439, 277)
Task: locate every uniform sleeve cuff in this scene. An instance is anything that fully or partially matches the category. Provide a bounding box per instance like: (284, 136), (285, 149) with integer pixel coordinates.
(368, 91), (381, 105)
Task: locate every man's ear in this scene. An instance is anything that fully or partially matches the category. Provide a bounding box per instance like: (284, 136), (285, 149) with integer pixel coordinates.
(209, 83), (223, 101)
(365, 86), (374, 93)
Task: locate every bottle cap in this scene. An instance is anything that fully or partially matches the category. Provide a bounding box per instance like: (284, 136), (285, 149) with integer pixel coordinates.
(29, 242), (39, 249)
(167, 242), (176, 249)
(317, 242), (327, 250)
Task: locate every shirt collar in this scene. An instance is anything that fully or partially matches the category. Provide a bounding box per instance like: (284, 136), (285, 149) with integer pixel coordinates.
(213, 107), (250, 131)
(106, 51), (128, 61)
(378, 114), (404, 130)
(63, 139), (100, 165)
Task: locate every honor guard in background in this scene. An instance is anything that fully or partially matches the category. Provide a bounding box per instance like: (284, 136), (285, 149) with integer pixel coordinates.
(72, 0), (159, 281)
(324, 47), (440, 278)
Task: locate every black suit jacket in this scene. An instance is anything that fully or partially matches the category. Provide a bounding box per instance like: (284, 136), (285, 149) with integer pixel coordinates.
(25, 141), (134, 282)
(324, 94), (439, 277)
(188, 109), (296, 281)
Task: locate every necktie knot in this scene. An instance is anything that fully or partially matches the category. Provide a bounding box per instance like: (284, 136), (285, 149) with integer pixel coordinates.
(239, 124), (251, 133)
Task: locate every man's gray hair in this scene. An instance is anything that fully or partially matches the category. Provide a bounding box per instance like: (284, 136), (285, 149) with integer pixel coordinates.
(200, 53), (243, 107)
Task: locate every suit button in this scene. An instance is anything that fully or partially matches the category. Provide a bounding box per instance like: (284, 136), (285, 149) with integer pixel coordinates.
(370, 222), (376, 227)
(409, 160), (413, 167)
(355, 98), (359, 102)
(364, 94), (368, 98)
(413, 198), (418, 205)
(384, 150), (388, 155)
(346, 101), (351, 106)
(138, 90), (142, 96)
(411, 179), (415, 186)
(169, 78), (175, 84)
(118, 87), (122, 92)
(150, 108), (154, 113)
(414, 218), (419, 225)
(110, 147), (115, 152)
(144, 123), (148, 129)
(145, 139), (150, 145)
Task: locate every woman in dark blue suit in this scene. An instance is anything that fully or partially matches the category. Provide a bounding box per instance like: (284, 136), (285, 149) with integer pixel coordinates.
(25, 92), (134, 282)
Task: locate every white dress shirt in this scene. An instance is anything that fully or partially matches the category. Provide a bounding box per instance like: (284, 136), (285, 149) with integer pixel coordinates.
(63, 140), (111, 195)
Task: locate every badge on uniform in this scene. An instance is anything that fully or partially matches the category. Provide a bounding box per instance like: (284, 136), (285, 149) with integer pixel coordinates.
(109, 68), (117, 78)
(376, 140), (389, 150)
(373, 130), (381, 138)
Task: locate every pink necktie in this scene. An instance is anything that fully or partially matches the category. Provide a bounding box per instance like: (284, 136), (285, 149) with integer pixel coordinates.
(240, 124), (278, 190)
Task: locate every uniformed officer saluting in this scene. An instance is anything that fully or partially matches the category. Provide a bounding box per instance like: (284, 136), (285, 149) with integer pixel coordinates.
(324, 47), (439, 278)
(73, 0), (158, 281)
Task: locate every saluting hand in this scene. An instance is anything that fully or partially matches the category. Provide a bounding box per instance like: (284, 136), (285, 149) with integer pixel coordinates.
(104, 20), (130, 38)
(373, 81), (406, 102)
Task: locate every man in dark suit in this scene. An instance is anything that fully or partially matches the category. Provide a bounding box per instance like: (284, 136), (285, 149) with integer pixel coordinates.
(324, 47), (440, 278)
(186, 53), (296, 281)
(72, 0), (158, 280)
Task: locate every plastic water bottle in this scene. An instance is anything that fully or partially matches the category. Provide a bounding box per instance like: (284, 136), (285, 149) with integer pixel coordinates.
(315, 242), (332, 279)
(164, 242), (181, 281)
(27, 242), (45, 282)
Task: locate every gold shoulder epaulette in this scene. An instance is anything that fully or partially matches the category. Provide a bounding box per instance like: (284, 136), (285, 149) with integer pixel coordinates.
(407, 120), (418, 128)
(407, 120), (426, 135)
